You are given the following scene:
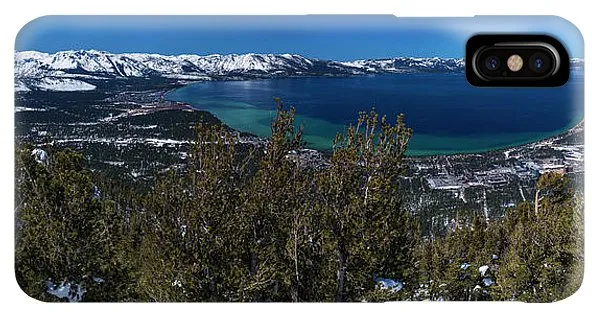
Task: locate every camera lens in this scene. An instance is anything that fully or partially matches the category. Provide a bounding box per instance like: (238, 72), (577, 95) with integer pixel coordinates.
(533, 57), (544, 70)
(484, 56), (501, 71)
(529, 53), (551, 73)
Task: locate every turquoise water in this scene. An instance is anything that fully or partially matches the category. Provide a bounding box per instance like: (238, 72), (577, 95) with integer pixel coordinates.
(166, 73), (584, 155)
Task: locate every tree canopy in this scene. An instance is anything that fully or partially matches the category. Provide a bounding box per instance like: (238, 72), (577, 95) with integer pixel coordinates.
(14, 102), (583, 302)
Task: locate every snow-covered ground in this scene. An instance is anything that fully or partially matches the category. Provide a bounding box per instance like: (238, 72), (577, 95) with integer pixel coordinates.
(15, 106), (46, 112)
(14, 80), (30, 92)
(32, 78), (96, 92)
(45, 280), (86, 302)
(375, 277), (404, 293)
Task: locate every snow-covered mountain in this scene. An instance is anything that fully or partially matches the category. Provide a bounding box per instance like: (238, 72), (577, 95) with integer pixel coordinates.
(570, 58), (585, 72)
(343, 57), (465, 73)
(15, 50), (469, 91)
(15, 50), (348, 80)
(14, 50), (585, 92)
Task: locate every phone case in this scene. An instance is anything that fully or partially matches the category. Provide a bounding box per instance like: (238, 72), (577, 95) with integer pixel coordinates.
(14, 15), (584, 302)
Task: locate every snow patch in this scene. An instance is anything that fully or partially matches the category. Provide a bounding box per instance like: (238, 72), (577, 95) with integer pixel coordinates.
(14, 80), (30, 92)
(482, 278), (494, 287)
(15, 106), (46, 112)
(479, 265), (489, 277)
(375, 277), (403, 293)
(45, 280), (86, 302)
(103, 161), (126, 166)
(92, 277), (105, 283)
(31, 148), (48, 165)
(33, 78), (96, 91)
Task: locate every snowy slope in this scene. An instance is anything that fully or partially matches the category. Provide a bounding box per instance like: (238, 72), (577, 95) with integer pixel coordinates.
(33, 78), (96, 91)
(14, 50), (328, 80)
(345, 57), (466, 73)
(15, 50), (466, 81)
(15, 50), (584, 93)
(14, 80), (31, 92)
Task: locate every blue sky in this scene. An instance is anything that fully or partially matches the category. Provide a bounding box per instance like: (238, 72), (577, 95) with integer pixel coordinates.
(16, 16), (584, 60)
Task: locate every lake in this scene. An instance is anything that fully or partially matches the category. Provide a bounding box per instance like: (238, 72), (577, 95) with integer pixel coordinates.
(165, 73), (584, 155)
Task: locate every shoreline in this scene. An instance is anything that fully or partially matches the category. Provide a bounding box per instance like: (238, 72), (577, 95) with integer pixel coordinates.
(406, 120), (584, 160)
(405, 120), (584, 158)
(163, 86), (583, 159)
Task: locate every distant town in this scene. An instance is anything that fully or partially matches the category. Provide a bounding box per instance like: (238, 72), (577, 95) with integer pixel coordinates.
(402, 122), (583, 234)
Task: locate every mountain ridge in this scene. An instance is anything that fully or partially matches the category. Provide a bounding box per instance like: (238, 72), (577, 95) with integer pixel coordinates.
(14, 50), (583, 92)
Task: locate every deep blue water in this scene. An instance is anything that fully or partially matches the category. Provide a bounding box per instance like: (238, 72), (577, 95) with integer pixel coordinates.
(166, 73), (584, 155)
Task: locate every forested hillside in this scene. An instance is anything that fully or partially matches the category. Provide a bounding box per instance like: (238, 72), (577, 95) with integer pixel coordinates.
(15, 102), (583, 302)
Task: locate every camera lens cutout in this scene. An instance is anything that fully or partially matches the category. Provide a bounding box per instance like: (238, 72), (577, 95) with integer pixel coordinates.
(529, 53), (551, 73)
(473, 45), (559, 81)
(467, 35), (569, 87)
(485, 56), (501, 71)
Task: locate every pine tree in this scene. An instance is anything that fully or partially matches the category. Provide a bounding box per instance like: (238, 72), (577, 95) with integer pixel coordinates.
(237, 99), (310, 301)
(492, 172), (583, 302)
(314, 110), (418, 301)
(15, 145), (130, 301)
(133, 123), (251, 301)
